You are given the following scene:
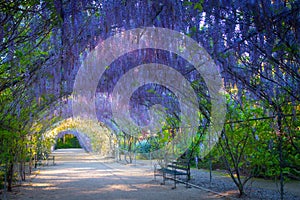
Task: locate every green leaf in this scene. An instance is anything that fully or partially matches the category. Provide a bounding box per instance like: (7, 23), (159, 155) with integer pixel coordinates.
(194, 2), (203, 11)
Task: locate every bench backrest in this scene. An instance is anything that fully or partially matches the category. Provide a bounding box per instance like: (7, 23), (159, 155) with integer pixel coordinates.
(167, 160), (190, 170)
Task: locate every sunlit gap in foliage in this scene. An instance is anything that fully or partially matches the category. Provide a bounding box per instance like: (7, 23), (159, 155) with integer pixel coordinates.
(55, 131), (89, 150)
(43, 118), (115, 157)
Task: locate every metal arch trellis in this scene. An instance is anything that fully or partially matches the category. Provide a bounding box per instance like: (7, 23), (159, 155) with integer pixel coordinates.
(113, 125), (207, 164)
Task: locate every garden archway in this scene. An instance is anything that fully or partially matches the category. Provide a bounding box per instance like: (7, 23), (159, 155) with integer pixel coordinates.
(43, 118), (116, 157)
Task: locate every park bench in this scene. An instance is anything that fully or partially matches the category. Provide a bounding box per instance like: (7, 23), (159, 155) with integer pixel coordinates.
(34, 153), (55, 168)
(154, 159), (190, 189)
(45, 155), (55, 166)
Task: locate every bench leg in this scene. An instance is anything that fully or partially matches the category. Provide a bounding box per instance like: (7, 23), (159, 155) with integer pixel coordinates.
(154, 172), (160, 181)
(172, 174), (176, 189)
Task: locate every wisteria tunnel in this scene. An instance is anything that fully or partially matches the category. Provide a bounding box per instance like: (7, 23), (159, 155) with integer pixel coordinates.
(0, 1), (299, 199)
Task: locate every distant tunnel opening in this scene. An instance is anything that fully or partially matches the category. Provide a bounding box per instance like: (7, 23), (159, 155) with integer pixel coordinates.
(53, 131), (93, 152)
(55, 134), (82, 149)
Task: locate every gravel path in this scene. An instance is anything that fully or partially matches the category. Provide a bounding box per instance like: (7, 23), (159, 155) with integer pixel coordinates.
(189, 168), (300, 200)
(4, 149), (226, 200)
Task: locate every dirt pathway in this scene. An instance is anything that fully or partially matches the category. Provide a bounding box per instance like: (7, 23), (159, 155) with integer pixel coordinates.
(6, 149), (226, 200)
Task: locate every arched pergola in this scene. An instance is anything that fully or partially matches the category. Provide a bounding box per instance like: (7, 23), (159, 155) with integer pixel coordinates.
(43, 118), (116, 157)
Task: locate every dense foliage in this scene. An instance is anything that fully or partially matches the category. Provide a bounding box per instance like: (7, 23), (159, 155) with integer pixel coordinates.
(0, 0), (299, 198)
(55, 134), (81, 149)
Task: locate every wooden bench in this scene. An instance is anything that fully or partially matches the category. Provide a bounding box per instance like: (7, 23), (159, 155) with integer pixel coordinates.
(34, 154), (55, 167)
(154, 159), (190, 189)
(46, 155), (55, 166)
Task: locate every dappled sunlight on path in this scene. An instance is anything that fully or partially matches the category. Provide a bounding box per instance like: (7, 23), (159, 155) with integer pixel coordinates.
(8, 149), (225, 200)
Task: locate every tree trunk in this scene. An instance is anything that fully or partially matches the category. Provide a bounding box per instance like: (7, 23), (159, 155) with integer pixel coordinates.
(19, 161), (25, 181)
(277, 111), (284, 200)
(238, 183), (246, 197)
(7, 162), (14, 192)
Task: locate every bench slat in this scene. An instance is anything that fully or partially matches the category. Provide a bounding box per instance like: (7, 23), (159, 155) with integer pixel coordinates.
(161, 168), (188, 175)
(167, 164), (189, 171)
